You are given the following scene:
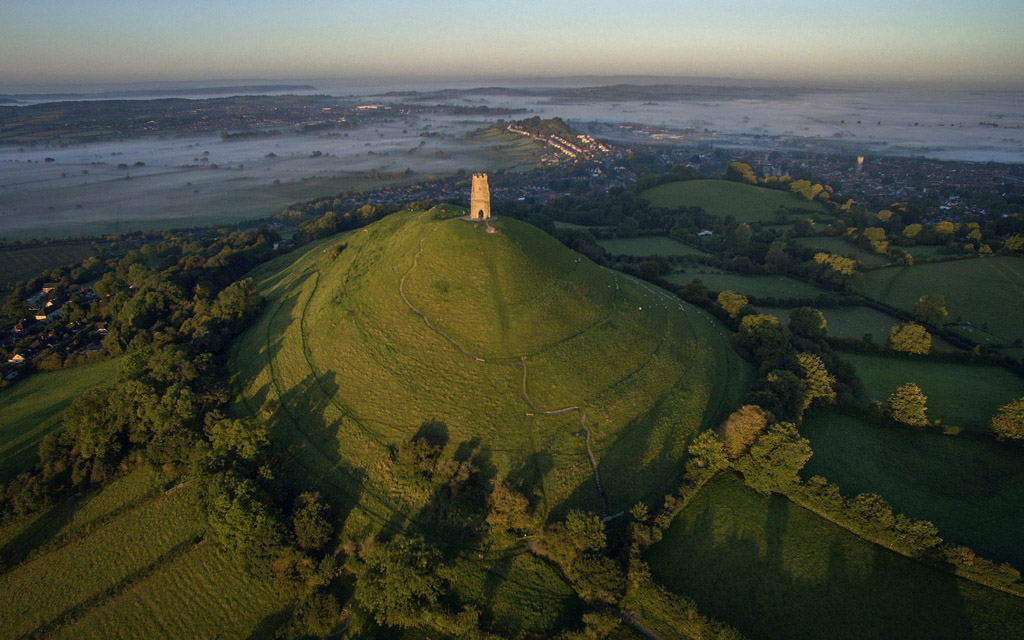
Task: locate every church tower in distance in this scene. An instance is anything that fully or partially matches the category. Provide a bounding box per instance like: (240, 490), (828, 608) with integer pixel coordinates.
(470, 173), (491, 220)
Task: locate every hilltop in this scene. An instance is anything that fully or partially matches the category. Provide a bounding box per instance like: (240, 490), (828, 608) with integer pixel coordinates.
(231, 207), (748, 534)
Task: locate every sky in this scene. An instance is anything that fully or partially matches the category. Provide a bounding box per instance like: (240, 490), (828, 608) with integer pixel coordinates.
(2, 0), (1023, 88)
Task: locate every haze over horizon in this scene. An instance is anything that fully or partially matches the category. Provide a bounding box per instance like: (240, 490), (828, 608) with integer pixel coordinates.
(3, 0), (1022, 89)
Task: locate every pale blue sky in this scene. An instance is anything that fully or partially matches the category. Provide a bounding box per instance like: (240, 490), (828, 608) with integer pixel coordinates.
(2, 0), (1022, 86)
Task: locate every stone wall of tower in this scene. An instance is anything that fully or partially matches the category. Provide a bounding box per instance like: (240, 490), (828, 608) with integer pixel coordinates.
(470, 173), (491, 220)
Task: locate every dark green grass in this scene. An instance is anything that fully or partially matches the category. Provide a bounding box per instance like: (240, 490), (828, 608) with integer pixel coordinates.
(642, 180), (825, 223)
(793, 236), (890, 268)
(646, 473), (1024, 640)
(801, 409), (1024, 571)
(0, 358), (120, 483)
(861, 256), (1024, 345)
(904, 245), (957, 260)
(843, 353), (1024, 432)
(596, 236), (708, 257)
(759, 305), (899, 341)
(0, 243), (97, 287)
(445, 550), (584, 639)
(664, 271), (827, 299)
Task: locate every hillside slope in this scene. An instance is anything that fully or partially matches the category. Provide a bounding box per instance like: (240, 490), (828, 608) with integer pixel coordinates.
(231, 209), (750, 537)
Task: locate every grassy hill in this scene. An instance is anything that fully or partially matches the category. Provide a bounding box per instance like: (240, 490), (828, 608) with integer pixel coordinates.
(230, 210), (749, 534)
(642, 179), (826, 223)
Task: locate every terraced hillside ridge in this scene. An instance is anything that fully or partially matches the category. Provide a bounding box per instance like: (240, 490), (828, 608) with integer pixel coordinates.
(231, 209), (750, 540)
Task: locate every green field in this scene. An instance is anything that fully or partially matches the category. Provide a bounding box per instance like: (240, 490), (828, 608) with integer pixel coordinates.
(862, 256), (1024, 346)
(801, 409), (1024, 571)
(759, 305), (899, 341)
(230, 211), (750, 533)
(0, 358), (120, 482)
(597, 236), (709, 257)
(0, 485), (204, 639)
(843, 353), (1024, 432)
(646, 473), (1024, 639)
(664, 271), (827, 299)
(793, 236), (891, 268)
(642, 179), (826, 223)
(553, 221), (609, 231)
(0, 243), (98, 287)
(903, 245), (956, 260)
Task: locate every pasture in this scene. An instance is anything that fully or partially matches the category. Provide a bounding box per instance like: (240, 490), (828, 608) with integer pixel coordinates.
(0, 242), (97, 286)
(759, 305), (900, 341)
(843, 352), (1024, 432)
(664, 271), (827, 299)
(793, 236), (890, 268)
(0, 357), (120, 483)
(597, 236), (709, 257)
(645, 473), (1024, 639)
(0, 486), (204, 639)
(801, 409), (1024, 570)
(641, 179), (826, 223)
(861, 256), (1024, 346)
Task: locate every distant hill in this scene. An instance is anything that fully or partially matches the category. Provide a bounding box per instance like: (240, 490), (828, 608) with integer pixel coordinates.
(230, 208), (749, 537)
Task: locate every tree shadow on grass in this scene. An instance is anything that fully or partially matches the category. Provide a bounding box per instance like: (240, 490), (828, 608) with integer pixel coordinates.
(0, 494), (85, 568)
(649, 476), (977, 640)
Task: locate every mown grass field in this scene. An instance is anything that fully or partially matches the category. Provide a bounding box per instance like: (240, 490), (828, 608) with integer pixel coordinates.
(50, 537), (292, 640)
(861, 256), (1024, 346)
(843, 353), (1024, 432)
(646, 473), (1024, 640)
(793, 236), (891, 268)
(0, 242), (97, 287)
(0, 467), (163, 566)
(801, 409), (1024, 570)
(0, 357), (120, 483)
(664, 270), (827, 299)
(597, 236), (709, 257)
(0, 485), (204, 639)
(230, 211), (750, 534)
(641, 179), (825, 223)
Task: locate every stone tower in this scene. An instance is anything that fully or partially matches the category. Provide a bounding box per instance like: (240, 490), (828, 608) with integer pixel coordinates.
(470, 173), (491, 220)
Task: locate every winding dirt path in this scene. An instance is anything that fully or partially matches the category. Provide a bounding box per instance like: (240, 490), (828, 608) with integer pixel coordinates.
(399, 234), (609, 516)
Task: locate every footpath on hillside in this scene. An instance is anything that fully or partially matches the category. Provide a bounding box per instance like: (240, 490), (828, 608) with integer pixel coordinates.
(399, 229), (613, 518)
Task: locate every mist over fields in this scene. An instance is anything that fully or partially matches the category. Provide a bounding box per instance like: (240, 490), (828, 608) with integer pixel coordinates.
(1, 77), (1022, 240)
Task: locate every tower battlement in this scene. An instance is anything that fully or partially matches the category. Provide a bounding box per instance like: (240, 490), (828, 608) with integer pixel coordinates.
(470, 173), (491, 220)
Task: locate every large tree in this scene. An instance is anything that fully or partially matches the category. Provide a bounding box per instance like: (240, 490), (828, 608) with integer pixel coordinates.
(736, 421), (812, 494)
(789, 307), (827, 341)
(717, 290), (749, 319)
(991, 397), (1024, 442)
(720, 404), (770, 459)
(888, 323), (932, 355)
(913, 294), (948, 330)
(887, 382), (928, 427)
(356, 535), (443, 628)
